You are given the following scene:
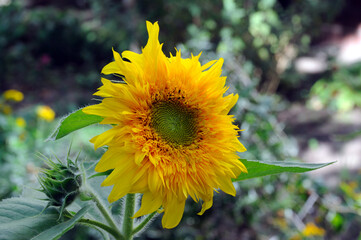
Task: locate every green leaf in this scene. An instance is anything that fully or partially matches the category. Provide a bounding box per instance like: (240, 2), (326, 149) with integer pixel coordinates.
(32, 205), (92, 240)
(48, 108), (103, 141)
(233, 159), (333, 182)
(88, 169), (113, 179)
(0, 198), (92, 240)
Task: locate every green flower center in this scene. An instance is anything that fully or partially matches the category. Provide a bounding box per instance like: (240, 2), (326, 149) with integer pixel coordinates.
(151, 101), (198, 146)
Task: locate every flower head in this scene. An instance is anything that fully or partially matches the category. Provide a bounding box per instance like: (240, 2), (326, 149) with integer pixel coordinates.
(37, 105), (55, 122)
(83, 21), (247, 228)
(15, 117), (26, 128)
(302, 222), (325, 237)
(3, 89), (24, 102)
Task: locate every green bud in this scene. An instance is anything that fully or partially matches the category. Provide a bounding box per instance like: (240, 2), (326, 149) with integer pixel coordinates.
(39, 157), (82, 208)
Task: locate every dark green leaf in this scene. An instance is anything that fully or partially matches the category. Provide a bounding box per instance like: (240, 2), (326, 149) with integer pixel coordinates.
(32, 205), (92, 240)
(48, 108), (103, 141)
(0, 198), (91, 240)
(88, 169), (113, 179)
(233, 159), (333, 182)
(0, 198), (57, 240)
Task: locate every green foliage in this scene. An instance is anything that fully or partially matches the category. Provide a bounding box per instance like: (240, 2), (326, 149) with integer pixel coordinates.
(49, 109), (103, 140)
(309, 63), (361, 112)
(233, 85), (297, 161)
(32, 205), (91, 240)
(1, 0), (344, 95)
(0, 1), (110, 91)
(0, 198), (91, 240)
(178, 0), (343, 93)
(0, 93), (55, 197)
(234, 159), (333, 182)
(0, 151), (117, 240)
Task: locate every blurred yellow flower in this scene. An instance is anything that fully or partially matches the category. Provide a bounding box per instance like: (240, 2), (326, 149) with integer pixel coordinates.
(37, 105), (55, 122)
(15, 117), (26, 128)
(302, 222), (325, 237)
(3, 89), (24, 102)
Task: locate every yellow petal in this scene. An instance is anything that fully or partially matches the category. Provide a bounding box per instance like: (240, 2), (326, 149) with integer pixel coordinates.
(145, 21), (160, 48)
(90, 127), (121, 149)
(106, 164), (138, 202)
(95, 147), (125, 172)
(94, 78), (125, 98)
(217, 176), (236, 196)
(99, 117), (120, 125)
(134, 151), (146, 165)
(148, 168), (161, 193)
(130, 176), (148, 193)
(122, 50), (144, 67)
(101, 153), (135, 186)
(198, 198), (213, 215)
(108, 179), (133, 203)
(133, 192), (162, 218)
(82, 104), (115, 118)
(200, 59), (217, 71)
(101, 61), (122, 75)
(162, 197), (186, 229)
(221, 94), (238, 114)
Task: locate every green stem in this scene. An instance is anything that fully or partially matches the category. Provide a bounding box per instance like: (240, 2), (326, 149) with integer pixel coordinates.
(86, 184), (123, 239)
(122, 194), (136, 240)
(78, 218), (123, 240)
(132, 211), (158, 235)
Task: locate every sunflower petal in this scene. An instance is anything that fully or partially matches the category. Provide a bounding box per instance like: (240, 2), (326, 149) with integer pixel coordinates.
(133, 192), (162, 218)
(162, 198), (186, 229)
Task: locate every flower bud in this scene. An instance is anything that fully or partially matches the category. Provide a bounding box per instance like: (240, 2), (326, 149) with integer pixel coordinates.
(39, 158), (82, 208)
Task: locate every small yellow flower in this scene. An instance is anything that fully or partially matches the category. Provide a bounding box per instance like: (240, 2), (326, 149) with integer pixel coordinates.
(37, 105), (55, 122)
(302, 222), (325, 237)
(15, 117), (26, 128)
(3, 89), (24, 102)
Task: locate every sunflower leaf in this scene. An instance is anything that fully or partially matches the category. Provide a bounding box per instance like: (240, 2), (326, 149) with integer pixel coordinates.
(0, 197), (91, 240)
(88, 169), (113, 179)
(233, 159), (334, 182)
(48, 108), (104, 141)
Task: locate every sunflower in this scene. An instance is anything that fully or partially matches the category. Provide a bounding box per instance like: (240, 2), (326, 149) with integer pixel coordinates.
(83, 21), (247, 228)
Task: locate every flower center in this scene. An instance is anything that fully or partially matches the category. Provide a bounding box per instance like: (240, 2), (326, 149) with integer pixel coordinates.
(151, 101), (198, 146)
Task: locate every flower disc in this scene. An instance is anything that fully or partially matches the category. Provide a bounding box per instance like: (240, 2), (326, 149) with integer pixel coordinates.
(83, 21), (247, 229)
(151, 101), (197, 146)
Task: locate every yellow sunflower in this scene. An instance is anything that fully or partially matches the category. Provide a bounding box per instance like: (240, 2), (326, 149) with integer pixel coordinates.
(83, 21), (247, 228)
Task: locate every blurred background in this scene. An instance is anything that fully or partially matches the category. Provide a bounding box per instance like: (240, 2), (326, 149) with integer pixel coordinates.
(1, 0), (361, 239)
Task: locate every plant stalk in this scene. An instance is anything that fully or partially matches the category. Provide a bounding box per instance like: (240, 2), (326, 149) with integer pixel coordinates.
(78, 218), (123, 239)
(86, 184), (123, 239)
(132, 211), (158, 235)
(122, 194), (136, 240)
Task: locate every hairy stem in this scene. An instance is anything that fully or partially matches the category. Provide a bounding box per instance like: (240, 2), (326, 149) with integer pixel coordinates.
(132, 211), (158, 235)
(78, 218), (123, 240)
(122, 194), (136, 240)
(86, 184), (123, 239)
